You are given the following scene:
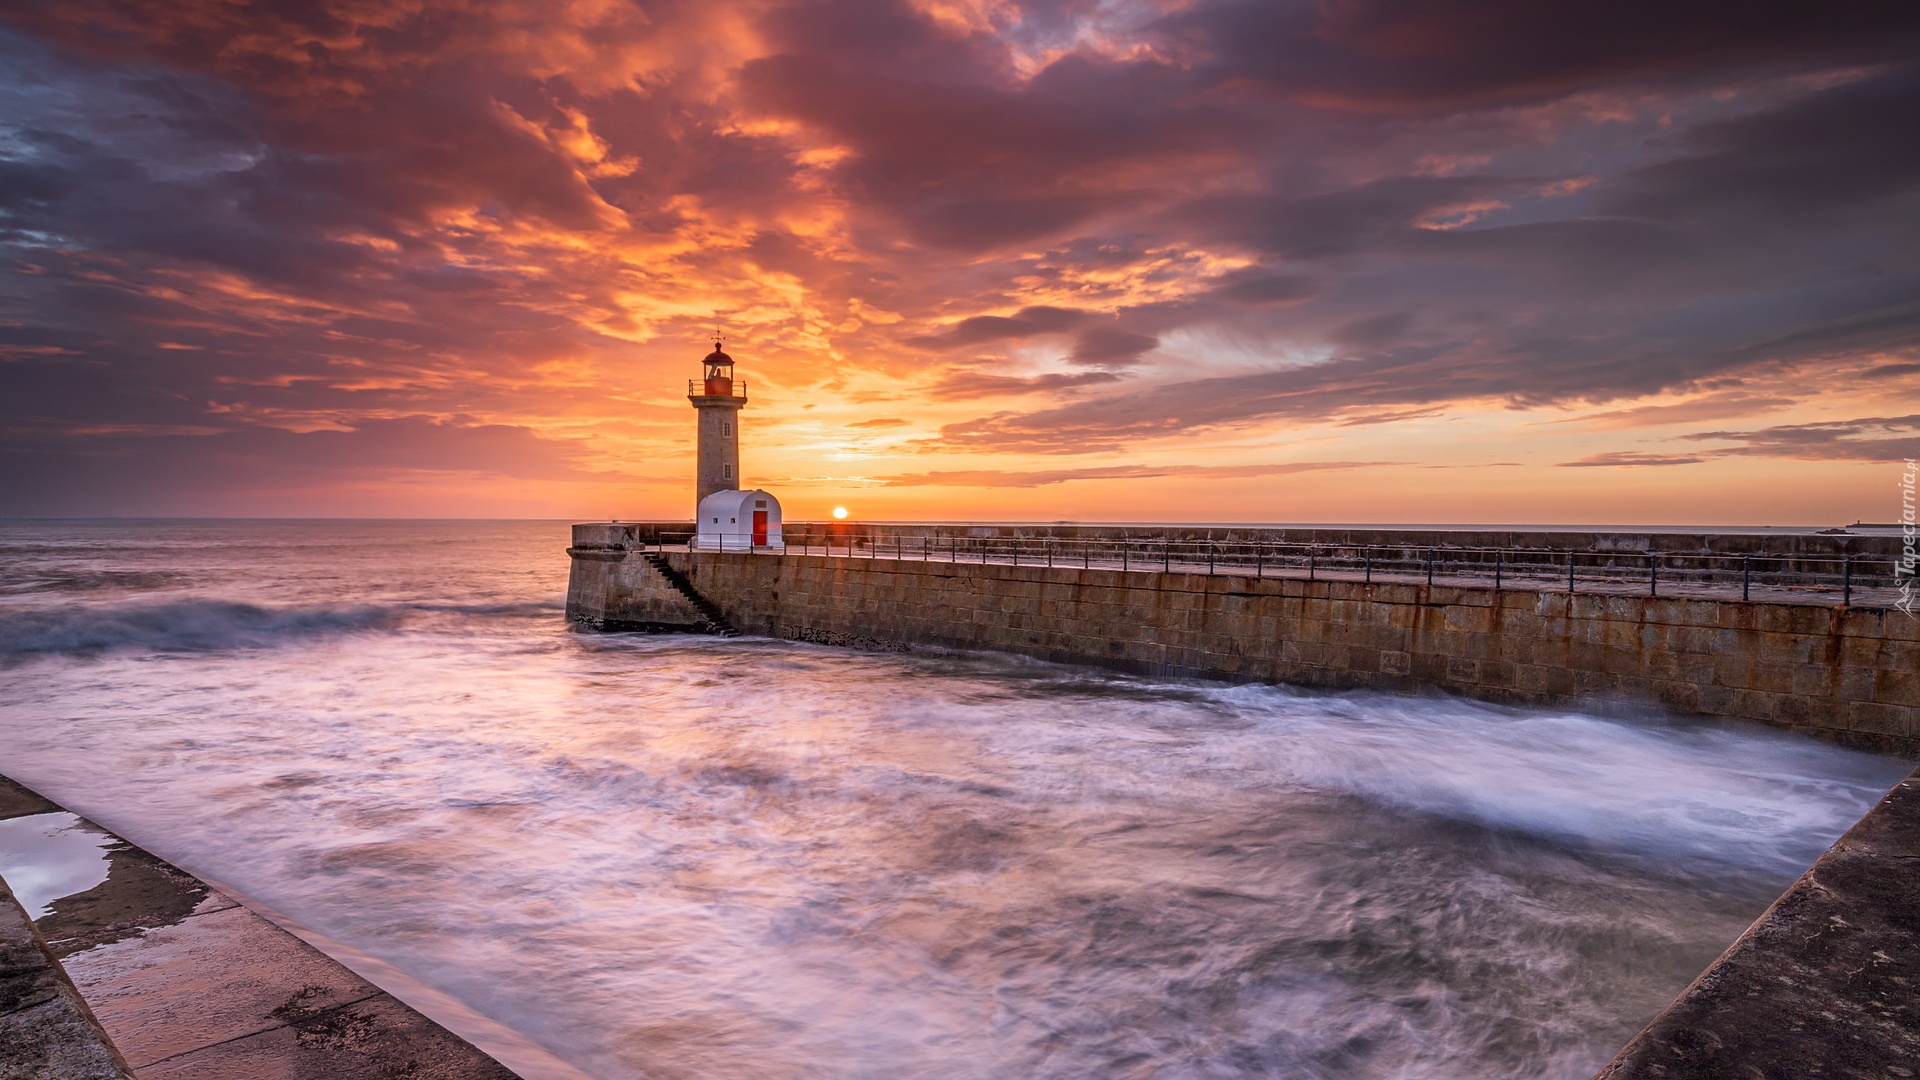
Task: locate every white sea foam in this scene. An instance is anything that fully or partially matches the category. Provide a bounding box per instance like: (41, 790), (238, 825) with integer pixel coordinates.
(0, 520), (1906, 1080)
(1187, 683), (1890, 876)
(0, 597), (566, 657)
(0, 599), (400, 656)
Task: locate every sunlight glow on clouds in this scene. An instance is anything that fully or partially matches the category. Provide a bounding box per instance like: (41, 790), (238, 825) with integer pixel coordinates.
(1, 0), (1917, 522)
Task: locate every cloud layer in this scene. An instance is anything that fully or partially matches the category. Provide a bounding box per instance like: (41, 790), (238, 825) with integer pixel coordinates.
(2, 0), (1917, 518)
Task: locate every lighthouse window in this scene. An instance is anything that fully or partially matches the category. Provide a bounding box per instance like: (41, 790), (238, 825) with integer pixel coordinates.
(723, 464), (732, 479)
(722, 422), (731, 437)
(755, 501), (766, 508)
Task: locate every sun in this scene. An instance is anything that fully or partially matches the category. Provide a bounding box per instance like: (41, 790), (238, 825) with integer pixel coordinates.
(832, 506), (849, 519)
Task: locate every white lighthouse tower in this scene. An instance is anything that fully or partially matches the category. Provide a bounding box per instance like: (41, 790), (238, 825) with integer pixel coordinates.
(689, 341), (782, 551)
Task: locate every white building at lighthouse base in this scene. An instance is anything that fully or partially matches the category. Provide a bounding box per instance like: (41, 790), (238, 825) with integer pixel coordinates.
(693, 489), (784, 552)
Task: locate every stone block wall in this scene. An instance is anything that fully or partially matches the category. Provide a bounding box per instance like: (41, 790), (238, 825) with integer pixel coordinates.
(566, 524), (706, 631)
(633, 551), (1917, 757)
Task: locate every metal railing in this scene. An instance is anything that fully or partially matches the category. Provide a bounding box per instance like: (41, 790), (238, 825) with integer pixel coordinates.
(778, 528), (1901, 607)
(689, 533), (783, 552)
(605, 524), (1903, 607)
(687, 379), (748, 398)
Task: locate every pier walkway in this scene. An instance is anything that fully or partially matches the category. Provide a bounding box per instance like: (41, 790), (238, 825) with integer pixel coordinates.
(636, 527), (1908, 610)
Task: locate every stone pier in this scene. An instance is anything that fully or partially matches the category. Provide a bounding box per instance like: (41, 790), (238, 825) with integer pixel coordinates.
(568, 525), (1919, 756)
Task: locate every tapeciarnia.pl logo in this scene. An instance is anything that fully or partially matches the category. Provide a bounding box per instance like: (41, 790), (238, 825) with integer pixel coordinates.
(1899, 458), (1916, 618)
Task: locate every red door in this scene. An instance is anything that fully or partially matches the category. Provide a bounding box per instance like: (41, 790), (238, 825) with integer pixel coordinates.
(751, 510), (768, 546)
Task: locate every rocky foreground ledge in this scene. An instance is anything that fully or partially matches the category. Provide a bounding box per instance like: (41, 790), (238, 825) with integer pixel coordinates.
(1594, 766), (1920, 1079)
(0, 775), (517, 1080)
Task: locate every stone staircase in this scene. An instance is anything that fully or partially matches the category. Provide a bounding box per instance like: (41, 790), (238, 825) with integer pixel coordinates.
(641, 554), (739, 637)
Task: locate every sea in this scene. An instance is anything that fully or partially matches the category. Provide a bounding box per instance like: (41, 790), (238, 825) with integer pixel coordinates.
(0, 519), (1907, 1080)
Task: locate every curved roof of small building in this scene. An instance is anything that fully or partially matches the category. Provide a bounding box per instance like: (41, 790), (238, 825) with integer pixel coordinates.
(698, 488), (778, 516)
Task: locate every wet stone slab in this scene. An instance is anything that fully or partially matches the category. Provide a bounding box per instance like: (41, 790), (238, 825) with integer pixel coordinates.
(1, 873), (135, 1079)
(1594, 766), (1920, 1080)
(0, 775), (518, 1080)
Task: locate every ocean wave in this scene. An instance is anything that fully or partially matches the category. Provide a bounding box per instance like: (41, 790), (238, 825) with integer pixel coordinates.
(1200, 685), (1907, 876)
(401, 601), (565, 616)
(0, 600), (403, 657)
(0, 569), (189, 595)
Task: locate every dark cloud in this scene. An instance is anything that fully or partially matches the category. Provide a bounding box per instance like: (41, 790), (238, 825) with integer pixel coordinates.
(1157, 0), (1920, 112)
(1681, 415), (1920, 462)
(927, 370), (1125, 401)
(0, 416), (614, 516)
(738, 19), (1250, 252)
(1547, 394), (1798, 430)
(1330, 313), (1412, 349)
(1205, 270), (1320, 306)
(1556, 414), (1920, 468)
(1558, 452), (1707, 468)
(876, 460), (1398, 488)
(1068, 326), (1158, 367)
(933, 345), (1490, 453)
(1602, 68), (1920, 224)
(847, 417), (908, 428)
(1167, 175), (1534, 260)
(904, 306), (1089, 350)
(1335, 407), (1447, 426)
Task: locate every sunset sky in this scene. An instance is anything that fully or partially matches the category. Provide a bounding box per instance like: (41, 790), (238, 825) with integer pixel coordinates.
(2, 0), (1916, 523)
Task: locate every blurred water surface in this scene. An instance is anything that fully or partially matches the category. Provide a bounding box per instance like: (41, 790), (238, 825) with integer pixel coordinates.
(0, 519), (1906, 1080)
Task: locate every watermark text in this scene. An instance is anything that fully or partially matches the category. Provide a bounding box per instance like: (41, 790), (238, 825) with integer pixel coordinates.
(1899, 458), (1916, 617)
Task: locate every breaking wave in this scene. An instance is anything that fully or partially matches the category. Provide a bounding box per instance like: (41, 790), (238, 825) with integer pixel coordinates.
(0, 568), (189, 595)
(0, 598), (568, 658)
(1192, 683), (1900, 877)
(0, 600), (402, 657)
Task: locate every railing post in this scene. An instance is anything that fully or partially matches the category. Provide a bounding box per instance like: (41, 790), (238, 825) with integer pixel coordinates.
(1255, 546), (1263, 578)
(1649, 553), (1657, 597)
(1493, 548), (1501, 590)
(1208, 541), (1215, 575)
(1164, 543), (1171, 573)
(1843, 554), (1852, 607)
(1741, 555), (1750, 602)
(1568, 551), (1576, 594)
(1047, 541), (1053, 568)
(1309, 545), (1316, 581)
(1083, 541), (1090, 570)
(1427, 548), (1435, 588)
(1364, 549), (1372, 583)
(1121, 543), (1128, 572)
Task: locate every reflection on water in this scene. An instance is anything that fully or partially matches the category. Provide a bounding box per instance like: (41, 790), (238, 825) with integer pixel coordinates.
(0, 520), (1906, 1080)
(0, 813), (112, 919)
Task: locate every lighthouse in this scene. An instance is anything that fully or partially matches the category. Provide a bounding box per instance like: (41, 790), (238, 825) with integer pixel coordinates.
(688, 340), (747, 510)
(689, 341), (783, 551)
